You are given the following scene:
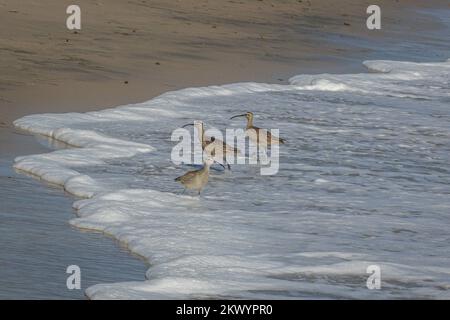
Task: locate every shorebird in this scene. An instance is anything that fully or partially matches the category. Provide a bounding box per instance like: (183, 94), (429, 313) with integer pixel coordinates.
(175, 157), (215, 195)
(230, 111), (285, 147)
(182, 121), (240, 170)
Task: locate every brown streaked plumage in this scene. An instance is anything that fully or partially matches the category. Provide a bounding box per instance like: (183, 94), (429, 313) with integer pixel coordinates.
(175, 157), (215, 195)
(230, 111), (285, 146)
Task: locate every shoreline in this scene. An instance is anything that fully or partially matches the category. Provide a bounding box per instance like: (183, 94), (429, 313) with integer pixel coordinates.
(2, 0), (449, 126)
(1, 0), (450, 299)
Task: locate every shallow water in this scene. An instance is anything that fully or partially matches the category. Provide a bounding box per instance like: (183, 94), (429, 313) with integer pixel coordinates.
(0, 130), (147, 299)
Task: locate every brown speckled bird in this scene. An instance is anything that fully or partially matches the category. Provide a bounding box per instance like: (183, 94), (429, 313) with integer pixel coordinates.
(230, 111), (285, 147)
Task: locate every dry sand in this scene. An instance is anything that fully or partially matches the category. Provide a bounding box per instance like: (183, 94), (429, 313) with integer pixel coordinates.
(1, 0), (448, 126)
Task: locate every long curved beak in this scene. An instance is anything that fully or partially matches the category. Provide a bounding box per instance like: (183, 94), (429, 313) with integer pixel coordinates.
(181, 123), (193, 128)
(230, 114), (246, 120)
(214, 161), (226, 170)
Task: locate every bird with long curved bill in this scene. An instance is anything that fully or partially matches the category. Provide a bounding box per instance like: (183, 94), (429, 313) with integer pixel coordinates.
(175, 157), (215, 195)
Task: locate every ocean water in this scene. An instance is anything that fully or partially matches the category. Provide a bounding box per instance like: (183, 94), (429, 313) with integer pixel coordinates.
(13, 59), (450, 299)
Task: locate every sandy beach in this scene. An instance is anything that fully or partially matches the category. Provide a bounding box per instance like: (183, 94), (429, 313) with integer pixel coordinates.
(1, 0), (450, 300)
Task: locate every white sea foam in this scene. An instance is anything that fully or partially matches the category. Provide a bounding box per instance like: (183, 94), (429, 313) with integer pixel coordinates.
(14, 59), (450, 299)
